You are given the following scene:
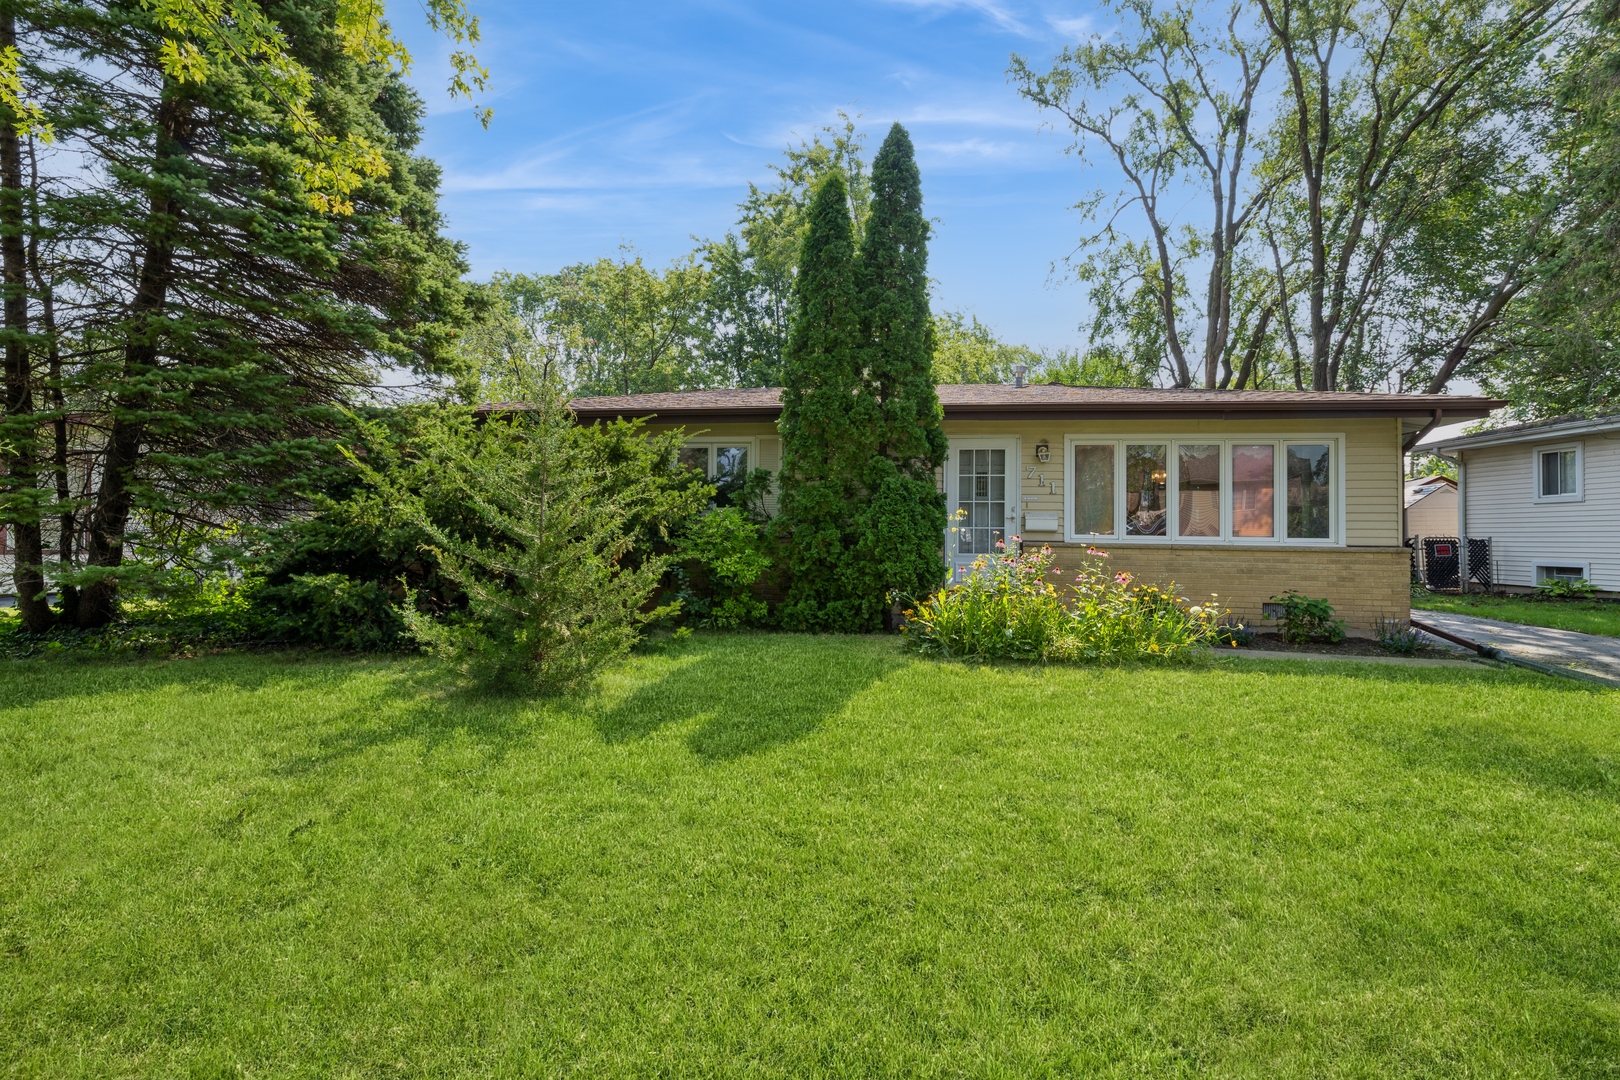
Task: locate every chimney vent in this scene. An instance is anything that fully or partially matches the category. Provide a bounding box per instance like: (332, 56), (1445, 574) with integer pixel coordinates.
(1012, 363), (1028, 388)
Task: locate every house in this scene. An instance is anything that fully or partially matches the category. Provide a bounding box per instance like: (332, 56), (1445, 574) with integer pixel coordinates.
(1403, 474), (1458, 542)
(1429, 414), (1620, 594)
(566, 384), (1501, 629)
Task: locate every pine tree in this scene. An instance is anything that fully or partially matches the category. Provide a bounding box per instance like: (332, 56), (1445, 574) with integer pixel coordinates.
(0, 2), (477, 628)
(851, 123), (947, 611)
(774, 172), (881, 631)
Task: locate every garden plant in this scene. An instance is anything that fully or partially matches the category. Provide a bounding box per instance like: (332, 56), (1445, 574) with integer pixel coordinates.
(901, 543), (1224, 662)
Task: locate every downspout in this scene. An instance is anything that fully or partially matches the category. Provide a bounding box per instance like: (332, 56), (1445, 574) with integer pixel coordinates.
(1401, 409), (1443, 454)
(1429, 444), (1465, 591)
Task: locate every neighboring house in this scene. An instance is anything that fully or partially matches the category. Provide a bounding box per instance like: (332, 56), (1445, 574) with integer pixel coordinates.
(564, 385), (1500, 629)
(1429, 414), (1620, 594)
(1403, 474), (1458, 541)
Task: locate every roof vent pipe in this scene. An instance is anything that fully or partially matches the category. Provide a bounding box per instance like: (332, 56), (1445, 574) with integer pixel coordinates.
(1012, 363), (1027, 388)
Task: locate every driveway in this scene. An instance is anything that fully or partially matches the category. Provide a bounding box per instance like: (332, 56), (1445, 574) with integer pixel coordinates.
(1414, 609), (1620, 684)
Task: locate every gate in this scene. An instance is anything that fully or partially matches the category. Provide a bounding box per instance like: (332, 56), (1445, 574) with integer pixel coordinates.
(1418, 536), (1491, 591)
(1422, 537), (1460, 590)
(1467, 537), (1493, 588)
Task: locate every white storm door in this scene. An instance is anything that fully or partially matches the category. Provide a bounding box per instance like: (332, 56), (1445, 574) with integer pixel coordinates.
(947, 439), (1018, 580)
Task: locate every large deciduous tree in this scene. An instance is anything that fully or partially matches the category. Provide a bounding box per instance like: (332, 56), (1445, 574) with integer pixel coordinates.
(1011, 0), (1278, 389)
(1014, 0), (1580, 396)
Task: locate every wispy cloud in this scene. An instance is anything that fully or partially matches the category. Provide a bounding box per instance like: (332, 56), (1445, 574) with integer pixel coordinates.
(1046, 13), (1094, 39)
(880, 0), (1034, 36)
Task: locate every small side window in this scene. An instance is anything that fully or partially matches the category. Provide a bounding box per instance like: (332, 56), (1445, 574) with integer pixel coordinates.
(1538, 448), (1579, 498)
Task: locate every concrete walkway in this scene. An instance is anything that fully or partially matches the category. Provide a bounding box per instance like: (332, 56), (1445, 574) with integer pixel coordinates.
(1414, 609), (1620, 684)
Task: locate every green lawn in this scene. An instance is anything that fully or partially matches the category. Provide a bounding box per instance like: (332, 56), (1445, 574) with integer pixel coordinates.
(3, 637), (1618, 1077)
(1412, 589), (1620, 637)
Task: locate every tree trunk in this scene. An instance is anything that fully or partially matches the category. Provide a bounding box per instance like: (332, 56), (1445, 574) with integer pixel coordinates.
(0, 10), (51, 631)
(26, 136), (75, 614)
(73, 92), (186, 629)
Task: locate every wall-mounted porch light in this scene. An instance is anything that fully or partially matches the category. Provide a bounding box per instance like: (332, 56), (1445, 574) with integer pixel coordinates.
(1035, 440), (1050, 463)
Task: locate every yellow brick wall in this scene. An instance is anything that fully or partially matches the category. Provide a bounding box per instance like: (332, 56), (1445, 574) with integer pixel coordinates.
(1040, 542), (1411, 631)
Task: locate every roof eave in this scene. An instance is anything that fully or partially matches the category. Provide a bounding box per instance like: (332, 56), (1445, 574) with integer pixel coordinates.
(941, 403), (1498, 422)
(570, 406), (784, 423)
(1431, 415), (1620, 451)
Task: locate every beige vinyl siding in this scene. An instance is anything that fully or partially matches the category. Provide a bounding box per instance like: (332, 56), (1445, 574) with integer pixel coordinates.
(1461, 435), (1620, 590)
(940, 416), (1403, 548)
(652, 416), (1406, 550)
(1404, 486), (1458, 540)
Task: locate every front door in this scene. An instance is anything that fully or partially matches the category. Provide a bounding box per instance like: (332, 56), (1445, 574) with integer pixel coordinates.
(947, 439), (1018, 580)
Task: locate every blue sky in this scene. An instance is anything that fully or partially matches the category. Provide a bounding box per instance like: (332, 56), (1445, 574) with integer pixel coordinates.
(392, 0), (1107, 352)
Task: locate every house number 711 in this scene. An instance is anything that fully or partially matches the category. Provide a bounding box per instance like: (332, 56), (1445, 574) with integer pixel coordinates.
(1025, 467), (1057, 495)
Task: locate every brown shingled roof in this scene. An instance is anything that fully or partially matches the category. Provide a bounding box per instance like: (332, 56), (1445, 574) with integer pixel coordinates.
(555, 384), (1500, 422)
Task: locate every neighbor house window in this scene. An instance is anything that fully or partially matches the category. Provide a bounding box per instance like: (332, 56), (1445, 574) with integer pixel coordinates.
(1072, 444), (1115, 536)
(1065, 436), (1338, 544)
(1537, 447), (1580, 499)
(1286, 443), (1332, 540)
(1124, 444), (1168, 536)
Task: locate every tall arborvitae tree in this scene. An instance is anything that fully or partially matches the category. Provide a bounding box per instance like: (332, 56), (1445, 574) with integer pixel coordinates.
(774, 172), (881, 631)
(851, 122), (947, 611)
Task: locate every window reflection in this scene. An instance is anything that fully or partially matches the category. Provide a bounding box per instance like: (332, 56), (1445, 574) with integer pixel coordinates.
(1124, 444), (1167, 536)
(1177, 444), (1221, 537)
(1073, 444), (1115, 535)
(1231, 444), (1275, 537)
(1286, 444), (1331, 539)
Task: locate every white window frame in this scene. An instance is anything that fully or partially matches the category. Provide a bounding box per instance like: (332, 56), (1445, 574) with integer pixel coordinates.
(1062, 433), (1345, 547)
(678, 436), (759, 483)
(1532, 442), (1582, 503)
(1533, 561), (1590, 584)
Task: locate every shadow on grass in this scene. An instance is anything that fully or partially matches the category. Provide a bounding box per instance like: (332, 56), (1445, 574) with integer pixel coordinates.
(268, 669), (548, 778)
(0, 649), (391, 714)
(1367, 721), (1620, 804)
(596, 633), (905, 761)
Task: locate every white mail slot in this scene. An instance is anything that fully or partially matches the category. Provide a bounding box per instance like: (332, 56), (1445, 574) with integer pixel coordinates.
(1022, 511), (1061, 533)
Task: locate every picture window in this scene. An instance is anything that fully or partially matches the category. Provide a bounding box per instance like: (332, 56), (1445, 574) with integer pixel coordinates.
(1066, 436), (1336, 544)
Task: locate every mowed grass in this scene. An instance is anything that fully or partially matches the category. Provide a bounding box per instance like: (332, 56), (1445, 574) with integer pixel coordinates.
(2, 637), (1618, 1078)
(1413, 589), (1620, 637)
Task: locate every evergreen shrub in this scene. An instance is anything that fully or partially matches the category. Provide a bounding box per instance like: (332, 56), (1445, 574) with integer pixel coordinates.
(351, 394), (707, 693)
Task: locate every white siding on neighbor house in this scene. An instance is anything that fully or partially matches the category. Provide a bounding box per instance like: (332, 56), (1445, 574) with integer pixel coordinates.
(1405, 486), (1458, 540)
(1462, 434), (1620, 589)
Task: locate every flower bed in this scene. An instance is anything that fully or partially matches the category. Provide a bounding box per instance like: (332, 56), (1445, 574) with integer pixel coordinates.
(902, 544), (1226, 663)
